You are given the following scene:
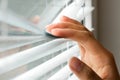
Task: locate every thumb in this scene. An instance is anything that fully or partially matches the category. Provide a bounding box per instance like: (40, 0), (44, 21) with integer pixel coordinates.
(69, 57), (102, 80)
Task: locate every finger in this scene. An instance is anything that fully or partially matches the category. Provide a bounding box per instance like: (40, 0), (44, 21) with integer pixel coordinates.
(60, 16), (90, 31)
(46, 22), (87, 33)
(49, 28), (92, 46)
(69, 57), (102, 80)
(49, 28), (101, 55)
(60, 16), (82, 25)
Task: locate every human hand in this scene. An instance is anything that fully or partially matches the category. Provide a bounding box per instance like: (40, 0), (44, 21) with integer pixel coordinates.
(46, 16), (120, 80)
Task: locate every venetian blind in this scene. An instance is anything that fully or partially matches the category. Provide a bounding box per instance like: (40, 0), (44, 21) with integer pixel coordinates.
(0, 0), (94, 80)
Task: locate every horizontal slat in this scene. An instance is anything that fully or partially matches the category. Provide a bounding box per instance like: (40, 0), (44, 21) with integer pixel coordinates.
(0, 39), (69, 75)
(13, 46), (80, 80)
(0, 0), (72, 34)
(49, 56), (81, 80)
(0, 33), (66, 52)
(76, 7), (94, 22)
(38, 0), (72, 30)
(0, 36), (45, 41)
(48, 65), (72, 80)
(0, 36), (57, 52)
(0, 10), (41, 34)
(52, 0), (83, 23)
(0, 39), (43, 52)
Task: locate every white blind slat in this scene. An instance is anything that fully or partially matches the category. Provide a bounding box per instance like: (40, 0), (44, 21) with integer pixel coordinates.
(53, 0), (84, 23)
(0, 36), (48, 52)
(0, 39), (69, 75)
(77, 7), (94, 22)
(37, 0), (72, 29)
(13, 46), (79, 80)
(0, 10), (41, 34)
(48, 65), (72, 80)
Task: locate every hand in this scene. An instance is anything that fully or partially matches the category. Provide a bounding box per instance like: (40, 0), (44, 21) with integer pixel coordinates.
(46, 16), (120, 80)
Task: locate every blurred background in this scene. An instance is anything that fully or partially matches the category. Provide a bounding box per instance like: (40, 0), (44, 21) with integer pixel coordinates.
(97, 0), (120, 72)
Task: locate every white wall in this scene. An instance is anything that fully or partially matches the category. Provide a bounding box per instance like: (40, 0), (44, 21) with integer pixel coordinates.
(98, 0), (120, 71)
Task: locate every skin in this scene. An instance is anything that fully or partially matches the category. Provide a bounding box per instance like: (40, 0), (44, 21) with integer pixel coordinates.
(46, 16), (120, 80)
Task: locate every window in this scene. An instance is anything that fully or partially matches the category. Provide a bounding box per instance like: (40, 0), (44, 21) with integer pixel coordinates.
(0, 0), (94, 80)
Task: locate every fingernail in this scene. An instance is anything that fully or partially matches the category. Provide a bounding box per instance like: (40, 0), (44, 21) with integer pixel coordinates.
(46, 28), (51, 33)
(45, 25), (50, 29)
(70, 57), (82, 72)
(46, 29), (57, 35)
(51, 29), (58, 35)
(45, 25), (51, 33)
